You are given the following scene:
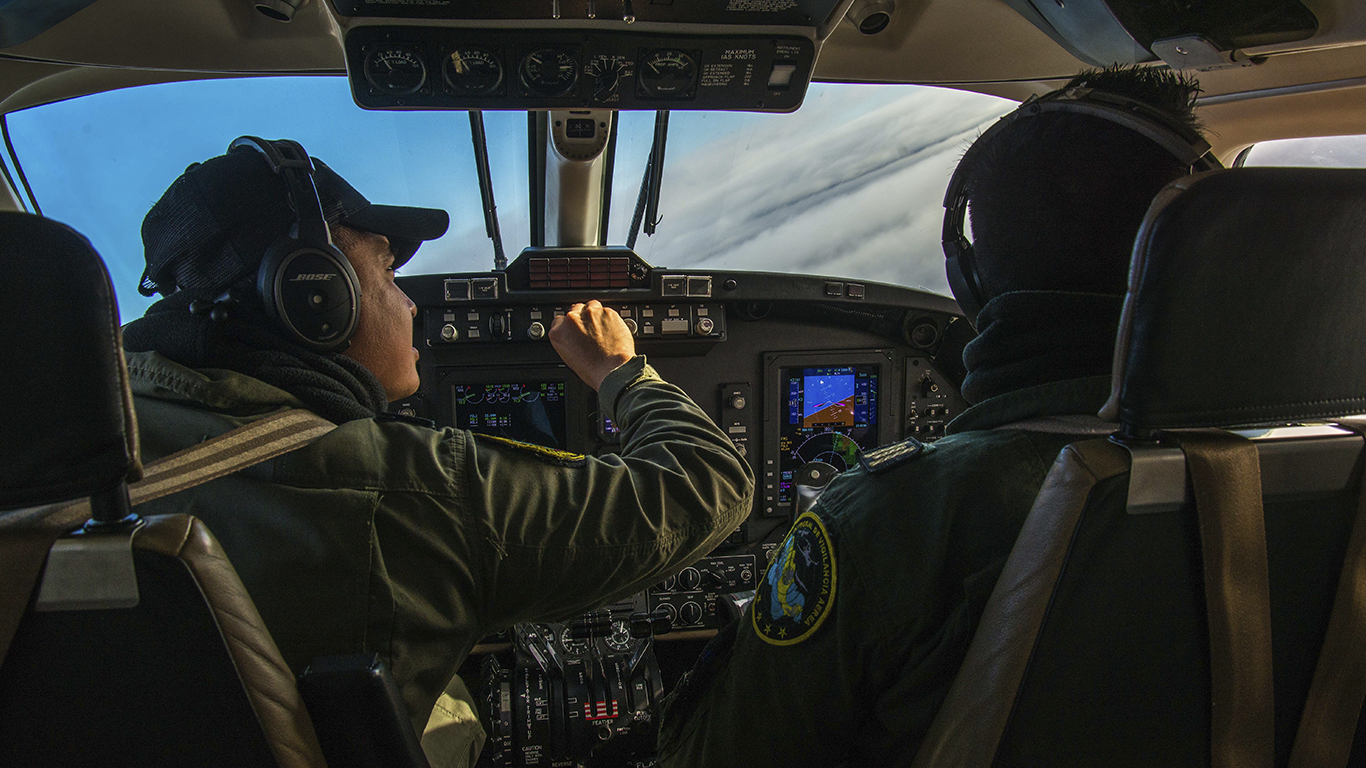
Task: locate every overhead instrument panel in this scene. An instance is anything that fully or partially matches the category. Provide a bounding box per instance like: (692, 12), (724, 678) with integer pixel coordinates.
(344, 27), (816, 111)
(331, 0), (849, 28)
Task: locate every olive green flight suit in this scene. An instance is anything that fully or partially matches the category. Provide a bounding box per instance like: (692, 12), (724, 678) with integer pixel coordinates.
(658, 376), (1113, 768)
(125, 351), (754, 765)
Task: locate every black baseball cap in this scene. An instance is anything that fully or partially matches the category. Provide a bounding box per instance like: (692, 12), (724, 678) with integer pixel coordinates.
(139, 141), (449, 297)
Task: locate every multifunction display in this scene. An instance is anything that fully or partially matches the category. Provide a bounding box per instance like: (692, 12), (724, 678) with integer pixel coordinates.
(777, 365), (879, 506)
(453, 381), (568, 448)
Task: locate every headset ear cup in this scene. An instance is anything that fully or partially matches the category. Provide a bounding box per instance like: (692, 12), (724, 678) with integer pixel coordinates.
(944, 249), (984, 328)
(257, 238), (361, 352)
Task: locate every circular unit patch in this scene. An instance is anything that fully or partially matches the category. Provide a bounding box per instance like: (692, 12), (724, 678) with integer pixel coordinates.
(753, 511), (837, 646)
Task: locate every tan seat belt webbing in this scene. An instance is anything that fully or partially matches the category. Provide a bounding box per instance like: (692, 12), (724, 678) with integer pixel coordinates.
(1287, 418), (1366, 768)
(0, 409), (335, 665)
(1168, 430), (1275, 768)
(910, 438), (1133, 768)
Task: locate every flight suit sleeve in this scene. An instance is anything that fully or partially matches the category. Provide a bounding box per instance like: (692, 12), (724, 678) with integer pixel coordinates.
(464, 356), (755, 630)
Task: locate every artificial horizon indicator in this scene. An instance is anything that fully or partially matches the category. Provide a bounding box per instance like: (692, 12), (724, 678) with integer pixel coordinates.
(777, 365), (880, 506)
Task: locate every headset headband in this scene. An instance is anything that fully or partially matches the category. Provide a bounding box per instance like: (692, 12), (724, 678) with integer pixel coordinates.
(942, 87), (1223, 326)
(228, 136), (331, 247)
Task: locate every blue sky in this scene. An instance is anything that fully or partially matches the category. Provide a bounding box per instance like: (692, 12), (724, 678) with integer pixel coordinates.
(6, 76), (1015, 320)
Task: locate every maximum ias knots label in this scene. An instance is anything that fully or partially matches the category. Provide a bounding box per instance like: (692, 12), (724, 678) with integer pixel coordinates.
(753, 511), (836, 646)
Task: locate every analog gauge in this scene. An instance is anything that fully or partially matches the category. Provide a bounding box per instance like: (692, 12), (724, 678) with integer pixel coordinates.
(518, 388), (540, 403)
(444, 47), (503, 96)
(584, 55), (627, 102)
(638, 50), (697, 98)
(363, 46), (427, 96)
(519, 49), (578, 97)
(460, 388), (484, 406)
(559, 626), (591, 656)
(605, 619), (634, 652)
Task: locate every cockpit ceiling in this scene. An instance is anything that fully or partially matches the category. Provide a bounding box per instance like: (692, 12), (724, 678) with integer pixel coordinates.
(0, 0), (1361, 129)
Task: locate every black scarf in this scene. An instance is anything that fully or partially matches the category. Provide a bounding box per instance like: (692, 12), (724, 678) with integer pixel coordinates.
(960, 290), (1124, 405)
(122, 290), (388, 424)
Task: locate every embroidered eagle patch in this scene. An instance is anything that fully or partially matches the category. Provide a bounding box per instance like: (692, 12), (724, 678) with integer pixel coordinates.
(479, 434), (587, 467)
(753, 511), (837, 646)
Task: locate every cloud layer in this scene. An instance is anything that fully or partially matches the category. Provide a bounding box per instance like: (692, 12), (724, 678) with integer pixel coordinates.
(411, 84), (1015, 297)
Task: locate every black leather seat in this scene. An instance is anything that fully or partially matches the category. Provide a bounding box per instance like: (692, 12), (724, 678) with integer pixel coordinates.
(0, 212), (328, 767)
(914, 168), (1366, 768)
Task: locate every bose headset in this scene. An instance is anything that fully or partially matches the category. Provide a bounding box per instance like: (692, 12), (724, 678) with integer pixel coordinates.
(941, 87), (1224, 327)
(228, 135), (362, 353)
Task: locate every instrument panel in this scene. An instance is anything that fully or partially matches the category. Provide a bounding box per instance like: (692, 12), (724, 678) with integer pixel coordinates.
(345, 26), (816, 111)
(396, 247), (968, 586)
(395, 249), (969, 766)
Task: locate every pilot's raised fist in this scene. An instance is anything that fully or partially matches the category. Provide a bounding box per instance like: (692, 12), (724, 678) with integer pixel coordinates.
(549, 300), (636, 391)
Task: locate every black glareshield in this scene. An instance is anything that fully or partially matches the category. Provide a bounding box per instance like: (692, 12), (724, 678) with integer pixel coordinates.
(941, 87), (1224, 328)
(230, 135), (361, 352)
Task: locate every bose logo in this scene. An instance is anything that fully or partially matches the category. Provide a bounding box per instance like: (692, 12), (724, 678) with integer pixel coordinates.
(291, 273), (336, 282)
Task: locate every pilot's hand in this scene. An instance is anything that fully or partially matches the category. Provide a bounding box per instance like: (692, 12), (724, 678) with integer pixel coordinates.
(550, 300), (636, 391)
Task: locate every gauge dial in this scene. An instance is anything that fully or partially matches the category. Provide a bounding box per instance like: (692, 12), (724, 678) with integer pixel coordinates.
(584, 55), (627, 102)
(559, 626), (591, 656)
(793, 431), (862, 472)
(519, 49), (578, 97)
(638, 50), (697, 98)
(363, 46), (427, 96)
(605, 619), (634, 652)
(444, 47), (503, 96)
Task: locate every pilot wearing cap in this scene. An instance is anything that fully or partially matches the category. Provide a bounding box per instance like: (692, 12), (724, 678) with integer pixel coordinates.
(120, 138), (754, 768)
(657, 67), (1211, 767)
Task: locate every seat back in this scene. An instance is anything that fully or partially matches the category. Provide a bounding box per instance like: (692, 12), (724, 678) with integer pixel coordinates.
(915, 168), (1366, 768)
(0, 212), (326, 767)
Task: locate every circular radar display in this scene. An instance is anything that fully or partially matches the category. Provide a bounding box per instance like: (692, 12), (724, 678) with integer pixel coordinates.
(363, 46), (427, 95)
(519, 49), (578, 97)
(638, 50), (697, 98)
(444, 47), (503, 95)
(793, 432), (862, 472)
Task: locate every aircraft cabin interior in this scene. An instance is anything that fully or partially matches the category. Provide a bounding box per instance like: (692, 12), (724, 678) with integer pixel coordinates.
(3, 0), (1366, 766)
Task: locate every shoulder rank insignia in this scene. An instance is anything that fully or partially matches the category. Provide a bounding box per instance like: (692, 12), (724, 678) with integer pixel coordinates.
(753, 511), (837, 646)
(479, 434), (587, 467)
(859, 436), (925, 474)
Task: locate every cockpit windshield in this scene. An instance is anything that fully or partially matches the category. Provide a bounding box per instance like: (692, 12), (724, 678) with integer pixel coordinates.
(5, 75), (1011, 319)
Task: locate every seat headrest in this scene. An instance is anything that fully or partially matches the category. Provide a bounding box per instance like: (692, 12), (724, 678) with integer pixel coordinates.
(1102, 168), (1366, 431)
(0, 212), (139, 510)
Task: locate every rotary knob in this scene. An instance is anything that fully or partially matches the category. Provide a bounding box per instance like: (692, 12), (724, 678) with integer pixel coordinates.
(696, 316), (715, 335)
(623, 317), (639, 335)
(680, 601), (703, 626)
(527, 321), (546, 340)
(677, 567), (702, 591)
(440, 323), (459, 342)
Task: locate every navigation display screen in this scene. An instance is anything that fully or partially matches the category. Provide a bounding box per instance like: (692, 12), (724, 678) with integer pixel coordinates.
(778, 365), (879, 506)
(452, 381), (568, 449)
